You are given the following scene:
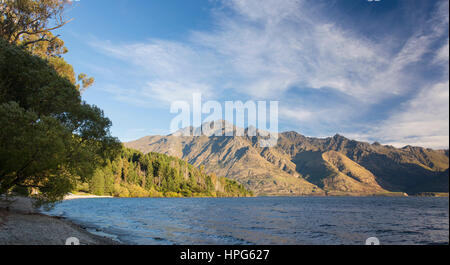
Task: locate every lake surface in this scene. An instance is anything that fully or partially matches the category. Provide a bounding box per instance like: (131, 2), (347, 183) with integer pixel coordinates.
(41, 197), (449, 245)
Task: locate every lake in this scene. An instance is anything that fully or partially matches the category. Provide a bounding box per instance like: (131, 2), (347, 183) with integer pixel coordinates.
(41, 196), (449, 245)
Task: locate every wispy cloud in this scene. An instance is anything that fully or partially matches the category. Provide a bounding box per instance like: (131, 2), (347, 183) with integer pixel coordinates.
(91, 39), (220, 105)
(90, 0), (449, 148)
(349, 80), (449, 149)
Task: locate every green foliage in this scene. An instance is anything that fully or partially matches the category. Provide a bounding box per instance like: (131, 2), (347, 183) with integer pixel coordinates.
(89, 169), (105, 196)
(0, 38), (121, 203)
(79, 148), (253, 198)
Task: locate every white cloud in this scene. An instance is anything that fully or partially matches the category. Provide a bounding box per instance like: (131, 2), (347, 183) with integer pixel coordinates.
(353, 81), (449, 149)
(143, 81), (212, 103)
(433, 38), (449, 65)
(191, 0), (396, 101)
(279, 107), (314, 122)
(92, 39), (220, 104)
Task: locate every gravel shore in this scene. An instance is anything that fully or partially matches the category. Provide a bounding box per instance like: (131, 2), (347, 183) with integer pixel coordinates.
(0, 196), (119, 245)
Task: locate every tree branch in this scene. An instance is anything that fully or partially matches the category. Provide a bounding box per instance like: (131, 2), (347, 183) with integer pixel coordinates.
(20, 33), (60, 47)
(16, 184), (44, 189)
(14, 18), (73, 42)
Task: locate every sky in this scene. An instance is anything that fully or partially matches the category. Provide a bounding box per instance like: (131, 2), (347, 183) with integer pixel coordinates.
(58, 0), (449, 149)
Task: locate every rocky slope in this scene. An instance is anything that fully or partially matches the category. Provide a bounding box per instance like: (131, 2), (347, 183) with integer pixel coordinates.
(125, 121), (449, 196)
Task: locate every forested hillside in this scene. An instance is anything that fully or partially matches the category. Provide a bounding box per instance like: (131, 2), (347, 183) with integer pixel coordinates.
(80, 148), (252, 198)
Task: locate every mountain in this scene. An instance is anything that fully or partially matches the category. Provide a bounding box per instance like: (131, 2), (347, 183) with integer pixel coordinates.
(125, 121), (449, 196)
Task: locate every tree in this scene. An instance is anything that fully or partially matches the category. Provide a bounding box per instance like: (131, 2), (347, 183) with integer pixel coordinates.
(1, 0), (94, 92)
(0, 38), (121, 203)
(0, 0), (70, 47)
(103, 161), (114, 195)
(89, 169), (105, 196)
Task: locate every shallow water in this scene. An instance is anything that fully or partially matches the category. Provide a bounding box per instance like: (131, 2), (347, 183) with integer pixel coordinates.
(42, 196), (449, 245)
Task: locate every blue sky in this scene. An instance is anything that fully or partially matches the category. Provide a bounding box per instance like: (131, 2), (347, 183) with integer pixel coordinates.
(58, 0), (449, 148)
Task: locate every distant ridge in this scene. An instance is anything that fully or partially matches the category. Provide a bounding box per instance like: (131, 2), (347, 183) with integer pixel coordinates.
(125, 121), (449, 196)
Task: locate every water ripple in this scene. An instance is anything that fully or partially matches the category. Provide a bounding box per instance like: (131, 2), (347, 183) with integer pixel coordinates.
(42, 197), (449, 245)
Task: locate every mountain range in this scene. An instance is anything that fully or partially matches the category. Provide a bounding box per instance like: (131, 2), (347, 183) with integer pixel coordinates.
(125, 121), (449, 196)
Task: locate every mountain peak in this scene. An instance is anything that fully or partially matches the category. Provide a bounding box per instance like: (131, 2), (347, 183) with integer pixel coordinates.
(170, 120), (275, 138)
(333, 133), (345, 139)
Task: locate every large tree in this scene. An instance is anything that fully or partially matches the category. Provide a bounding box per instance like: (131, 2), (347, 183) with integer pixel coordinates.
(0, 29), (120, 202)
(0, 38), (121, 202)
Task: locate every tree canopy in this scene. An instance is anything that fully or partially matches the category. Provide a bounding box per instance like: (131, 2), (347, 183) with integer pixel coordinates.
(0, 38), (121, 203)
(1, 0), (69, 46)
(1, 0), (94, 91)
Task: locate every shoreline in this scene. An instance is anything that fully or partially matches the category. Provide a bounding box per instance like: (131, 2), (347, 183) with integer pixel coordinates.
(63, 190), (450, 199)
(0, 196), (119, 245)
(64, 193), (114, 200)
